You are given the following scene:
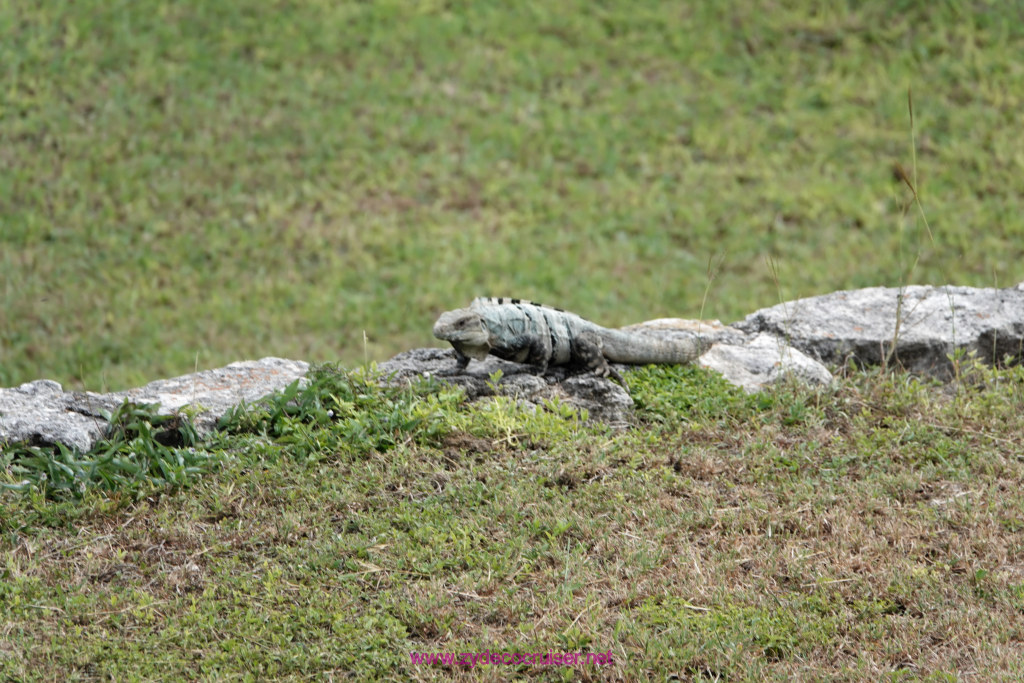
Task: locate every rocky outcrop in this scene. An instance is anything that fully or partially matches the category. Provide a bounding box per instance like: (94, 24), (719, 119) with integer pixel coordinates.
(734, 283), (1024, 379)
(379, 348), (636, 426)
(389, 283), (1024, 421)
(379, 324), (833, 425)
(700, 333), (834, 393)
(1, 358), (309, 453)
(3, 284), (1023, 451)
(0, 380), (108, 453)
(622, 319), (833, 394)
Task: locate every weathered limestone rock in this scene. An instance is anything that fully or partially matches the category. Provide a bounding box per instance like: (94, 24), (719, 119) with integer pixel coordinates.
(0, 380), (107, 452)
(1, 358), (309, 452)
(622, 320), (833, 393)
(699, 333), (833, 393)
(735, 284), (1024, 379)
(379, 348), (635, 425)
(622, 318), (746, 346)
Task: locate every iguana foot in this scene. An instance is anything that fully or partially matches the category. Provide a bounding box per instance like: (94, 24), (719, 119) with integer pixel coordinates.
(575, 331), (629, 392)
(433, 349), (471, 376)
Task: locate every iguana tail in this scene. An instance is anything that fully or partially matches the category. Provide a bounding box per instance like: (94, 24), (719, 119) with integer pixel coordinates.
(599, 329), (709, 365)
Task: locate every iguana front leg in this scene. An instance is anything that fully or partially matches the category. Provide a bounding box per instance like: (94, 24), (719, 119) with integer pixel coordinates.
(453, 349), (472, 371)
(489, 334), (551, 373)
(435, 348), (473, 376)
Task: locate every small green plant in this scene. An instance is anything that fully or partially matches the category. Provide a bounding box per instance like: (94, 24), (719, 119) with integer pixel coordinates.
(218, 363), (459, 459)
(629, 363), (757, 426)
(1, 400), (210, 500)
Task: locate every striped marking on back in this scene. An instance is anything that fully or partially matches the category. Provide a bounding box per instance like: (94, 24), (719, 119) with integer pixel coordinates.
(471, 296), (565, 312)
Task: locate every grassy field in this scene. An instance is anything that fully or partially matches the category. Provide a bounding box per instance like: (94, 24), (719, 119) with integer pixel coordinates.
(2, 362), (1024, 680)
(2, 0), (1023, 390)
(4, 1), (1024, 680)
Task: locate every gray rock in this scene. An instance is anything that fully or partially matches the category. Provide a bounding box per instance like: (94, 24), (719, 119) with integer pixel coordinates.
(622, 319), (832, 393)
(623, 317), (745, 347)
(0, 380), (108, 452)
(699, 333), (833, 393)
(1, 358), (309, 452)
(735, 284), (1024, 379)
(378, 348), (635, 426)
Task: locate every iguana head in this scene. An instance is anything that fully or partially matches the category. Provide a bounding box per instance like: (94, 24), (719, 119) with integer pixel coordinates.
(433, 308), (491, 360)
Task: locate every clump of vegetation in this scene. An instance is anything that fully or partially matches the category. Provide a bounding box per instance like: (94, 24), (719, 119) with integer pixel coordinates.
(217, 362), (462, 459)
(2, 361), (1023, 679)
(1, 364), (461, 502)
(1, 400), (207, 500)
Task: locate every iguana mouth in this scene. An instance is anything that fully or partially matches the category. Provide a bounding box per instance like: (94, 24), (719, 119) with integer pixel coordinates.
(454, 343), (491, 361)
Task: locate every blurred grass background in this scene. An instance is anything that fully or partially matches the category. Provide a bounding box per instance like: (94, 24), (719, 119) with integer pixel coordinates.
(2, 0), (1022, 391)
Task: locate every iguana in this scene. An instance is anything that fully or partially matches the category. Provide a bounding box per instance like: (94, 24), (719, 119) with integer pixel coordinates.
(432, 297), (708, 385)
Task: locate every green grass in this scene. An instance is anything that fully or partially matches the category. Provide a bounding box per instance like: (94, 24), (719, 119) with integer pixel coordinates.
(4, 2), (1024, 679)
(2, 0), (1023, 390)
(2, 363), (1024, 680)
